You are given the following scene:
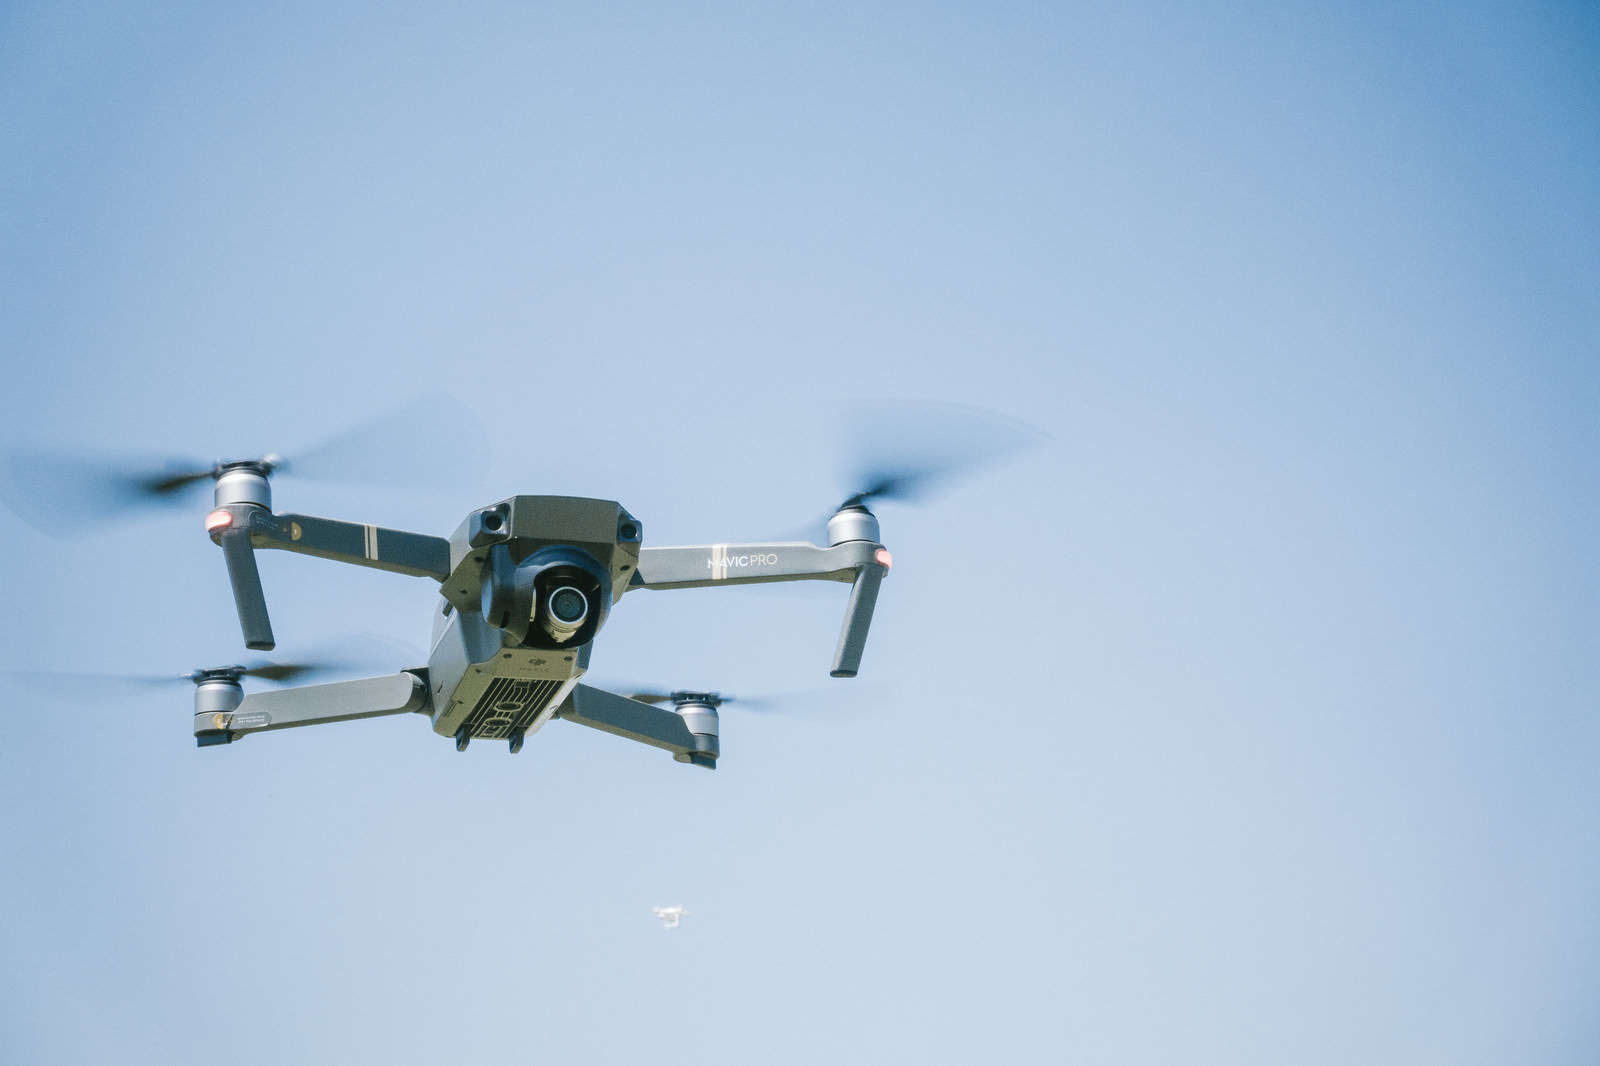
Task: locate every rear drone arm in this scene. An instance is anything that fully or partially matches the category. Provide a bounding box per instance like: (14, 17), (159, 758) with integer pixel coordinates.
(193, 671), (431, 746)
(630, 536), (890, 678)
(554, 684), (719, 768)
(195, 676), (718, 767)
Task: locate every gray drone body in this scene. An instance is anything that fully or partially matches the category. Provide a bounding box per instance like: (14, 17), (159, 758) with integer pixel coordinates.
(193, 478), (890, 769)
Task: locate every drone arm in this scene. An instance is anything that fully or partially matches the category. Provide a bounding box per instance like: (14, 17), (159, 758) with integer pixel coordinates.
(219, 527), (276, 651)
(831, 562), (886, 678)
(631, 540), (890, 677)
(554, 684), (717, 769)
(212, 507), (452, 581)
(629, 541), (878, 590)
(194, 671), (431, 744)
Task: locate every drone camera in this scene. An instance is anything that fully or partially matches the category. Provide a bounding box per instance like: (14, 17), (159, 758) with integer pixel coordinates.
(540, 584), (590, 642)
(480, 543), (611, 647)
(530, 560), (604, 644)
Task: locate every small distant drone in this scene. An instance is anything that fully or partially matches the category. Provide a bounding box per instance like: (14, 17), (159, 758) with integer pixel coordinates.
(2, 403), (1030, 769)
(652, 906), (688, 930)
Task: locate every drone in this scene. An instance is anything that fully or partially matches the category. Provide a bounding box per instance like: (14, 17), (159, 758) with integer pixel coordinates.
(652, 906), (688, 930)
(188, 461), (891, 767)
(2, 402), (1031, 769)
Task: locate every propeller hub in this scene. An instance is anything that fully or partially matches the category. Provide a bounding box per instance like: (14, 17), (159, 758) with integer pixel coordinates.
(669, 692), (721, 752)
(190, 666), (247, 684)
(669, 690), (723, 709)
(192, 672), (244, 722)
(827, 505), (880, 546)
(213, 463), (272, 511)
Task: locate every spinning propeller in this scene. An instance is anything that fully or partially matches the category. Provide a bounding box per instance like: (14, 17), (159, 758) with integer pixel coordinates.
(5, 655), (376, 703)
(626, 689), (741, 710)
(798, 401), (1045, 542)
(841, 401), (1041, 505)
(620, 685), (881, 716)
(0, 395), (488, 533)
(0, 396), (489, 654)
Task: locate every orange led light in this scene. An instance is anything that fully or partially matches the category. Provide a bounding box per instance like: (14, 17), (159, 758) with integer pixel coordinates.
(205, 510), (232, 532)
(874, 548), (892, 570)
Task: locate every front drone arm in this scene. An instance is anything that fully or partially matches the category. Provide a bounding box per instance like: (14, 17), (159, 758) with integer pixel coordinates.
(211, 506), (452, 580)
(629, 540), (877, 590)
(631, 539), (890, 677)
(206, 502), (451, 651)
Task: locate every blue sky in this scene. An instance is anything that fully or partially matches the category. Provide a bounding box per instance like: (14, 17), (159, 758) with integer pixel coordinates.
(2, 3), (1598, 1063)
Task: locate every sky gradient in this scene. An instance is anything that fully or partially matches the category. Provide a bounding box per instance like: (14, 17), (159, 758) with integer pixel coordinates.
(2, 3), (1598, 1063)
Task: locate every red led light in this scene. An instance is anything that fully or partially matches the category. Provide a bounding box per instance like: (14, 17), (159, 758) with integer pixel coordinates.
(205, 510), (232, 532)
(874, 548), (892, 570)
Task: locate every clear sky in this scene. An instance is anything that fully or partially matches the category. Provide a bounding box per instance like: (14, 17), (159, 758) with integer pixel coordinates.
(2, 2), (1597, 1063)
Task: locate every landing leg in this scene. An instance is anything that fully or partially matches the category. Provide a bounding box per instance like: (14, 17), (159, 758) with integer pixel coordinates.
(509, 728), (525, 754)
(455, 726), (471, 752)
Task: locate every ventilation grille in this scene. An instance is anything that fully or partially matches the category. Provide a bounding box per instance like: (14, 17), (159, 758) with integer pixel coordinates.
(462, 677), (565, 739)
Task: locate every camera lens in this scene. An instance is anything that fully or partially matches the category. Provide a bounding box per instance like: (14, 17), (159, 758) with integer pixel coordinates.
(540, 585), (590, 643)
(548, 587), (587, 625)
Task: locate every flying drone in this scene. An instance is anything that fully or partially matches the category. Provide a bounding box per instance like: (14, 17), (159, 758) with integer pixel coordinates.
(1, 402), (1032, 769)
(652, 906), (688, 930)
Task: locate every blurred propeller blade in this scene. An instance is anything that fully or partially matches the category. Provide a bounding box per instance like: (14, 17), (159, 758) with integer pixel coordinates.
(4, 633), (410, 708)
(3, 668), (195, 710)
(230, 632), (419, 684)
(837, 401), (1045, 511)
(717, 686), (885, 717)
(236, 660), (351, 683)
(714, 693), (772, 711)
(0, 451), (214, 534)
(144, 468), (217, 496)
(237, 662), (312, 683)
(603, 683), (884, 717)
(773, 402), (1044, 542)
(0, 393), (490, 537)
(4, 669), (191, 694)
(277, 394), (490, 493)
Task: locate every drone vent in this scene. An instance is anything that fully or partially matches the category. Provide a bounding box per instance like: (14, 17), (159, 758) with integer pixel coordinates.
(460, 676), (565, 740)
